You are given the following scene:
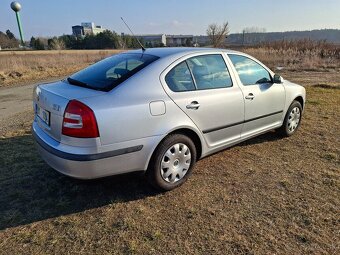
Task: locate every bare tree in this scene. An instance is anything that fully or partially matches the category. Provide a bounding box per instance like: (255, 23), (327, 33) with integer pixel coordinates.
(206, 22), (229, 48)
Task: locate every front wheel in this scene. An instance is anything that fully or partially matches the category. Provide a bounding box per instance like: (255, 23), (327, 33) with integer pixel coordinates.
(278, 100), (303, 137)
(147, 134), (197, 191)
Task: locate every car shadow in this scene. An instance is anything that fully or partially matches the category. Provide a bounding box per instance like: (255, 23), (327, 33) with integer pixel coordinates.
(0, 131), (283, 230)
(203, 130), (284, 160)
(237, 130), (283, 147)
(0, 134), (158, 230)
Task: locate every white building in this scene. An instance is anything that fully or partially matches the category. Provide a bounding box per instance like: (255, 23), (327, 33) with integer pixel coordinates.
(135, 34), (166, 47)
(81, 22), (106, 35)
(72, 22), (106, 37)
(166, 35), (194, 46)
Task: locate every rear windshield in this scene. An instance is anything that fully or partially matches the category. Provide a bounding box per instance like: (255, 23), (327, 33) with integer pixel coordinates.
(67, 53), (159, 91)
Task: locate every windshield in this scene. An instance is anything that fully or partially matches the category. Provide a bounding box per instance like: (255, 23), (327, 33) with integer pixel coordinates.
(68, 53), (159, 91)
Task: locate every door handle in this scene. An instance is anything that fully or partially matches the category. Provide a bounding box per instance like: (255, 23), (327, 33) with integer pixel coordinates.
(245, 93), (255, 100)
(186, 101), (200, 110)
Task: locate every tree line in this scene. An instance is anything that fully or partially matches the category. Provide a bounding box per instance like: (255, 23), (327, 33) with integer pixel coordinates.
(29, 30), (144, 50)
(3, 23), (230, 50)
(0, 30), (19, 49)
(0, 29), (143, 50)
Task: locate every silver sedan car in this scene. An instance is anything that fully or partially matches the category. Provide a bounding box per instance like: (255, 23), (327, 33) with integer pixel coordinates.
(32, 47), (306, 190)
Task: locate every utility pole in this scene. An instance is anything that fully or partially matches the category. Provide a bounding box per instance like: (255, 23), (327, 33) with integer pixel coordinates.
(10, 1), (25, 47)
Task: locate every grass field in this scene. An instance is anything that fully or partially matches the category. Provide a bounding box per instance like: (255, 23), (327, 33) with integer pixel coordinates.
(243, 48), (339, 72)
(0, 50), (123, 87)
(1, 46), (339, 88)
(0, 72), (339, 254)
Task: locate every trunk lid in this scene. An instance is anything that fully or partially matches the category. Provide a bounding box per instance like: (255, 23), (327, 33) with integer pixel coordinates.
(33, 80), (105, 142)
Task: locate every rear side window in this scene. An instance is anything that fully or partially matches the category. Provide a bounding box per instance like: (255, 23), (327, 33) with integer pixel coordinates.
(68, 53), (159, 91)
(228, 54), (272, 85)
(165, 62), (196, 92)
(165, 54), (232, 92)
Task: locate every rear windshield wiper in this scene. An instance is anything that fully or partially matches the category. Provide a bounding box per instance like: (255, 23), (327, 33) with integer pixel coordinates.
(67, 77), (101, 90)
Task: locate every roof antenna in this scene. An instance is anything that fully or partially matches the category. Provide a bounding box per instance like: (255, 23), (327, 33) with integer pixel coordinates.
(120, 17), (146, 51)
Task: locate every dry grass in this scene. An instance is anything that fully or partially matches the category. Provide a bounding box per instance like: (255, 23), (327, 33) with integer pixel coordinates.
(243, 47), (340, 71)
(241, 39), (340, 71)
(0, 50), (123, 87)
(1, 46), (339, 88)
(0, 72), (339, 254)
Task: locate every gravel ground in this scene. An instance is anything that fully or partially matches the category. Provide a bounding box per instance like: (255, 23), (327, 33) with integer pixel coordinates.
(0, 110), (33, 138)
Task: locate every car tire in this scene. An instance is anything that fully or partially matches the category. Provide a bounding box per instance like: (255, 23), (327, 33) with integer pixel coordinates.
(278, 100), (303, 137)
(147, 134), (197, 191)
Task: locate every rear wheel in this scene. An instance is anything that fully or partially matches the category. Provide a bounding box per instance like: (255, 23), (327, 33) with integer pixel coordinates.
(147, 134), (197, 191)
(278, 100), (303, 137)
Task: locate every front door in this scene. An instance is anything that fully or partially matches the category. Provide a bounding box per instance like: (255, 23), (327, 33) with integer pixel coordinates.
(228, 54), (285, 137)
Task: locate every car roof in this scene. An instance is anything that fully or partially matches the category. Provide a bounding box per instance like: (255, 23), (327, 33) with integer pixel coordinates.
(126, 47), (241, 58)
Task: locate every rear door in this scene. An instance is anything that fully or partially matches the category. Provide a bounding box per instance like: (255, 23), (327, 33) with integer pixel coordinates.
(161, 53), (244, 147)
(227, 54), (285, 137)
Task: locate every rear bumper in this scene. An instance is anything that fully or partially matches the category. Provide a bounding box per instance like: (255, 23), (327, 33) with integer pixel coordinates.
(32, 121), (163, 179)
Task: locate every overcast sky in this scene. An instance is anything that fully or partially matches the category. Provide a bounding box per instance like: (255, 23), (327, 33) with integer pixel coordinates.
(1, 0), (339, 39)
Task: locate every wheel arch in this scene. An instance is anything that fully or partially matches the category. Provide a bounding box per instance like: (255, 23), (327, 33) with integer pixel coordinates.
(167, 128), (203, 159)
(294, 96), (304, 110)
(146, 127), (204, 172)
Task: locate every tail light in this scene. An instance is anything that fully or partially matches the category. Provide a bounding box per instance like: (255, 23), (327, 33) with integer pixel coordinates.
(62, 100), (99, 138)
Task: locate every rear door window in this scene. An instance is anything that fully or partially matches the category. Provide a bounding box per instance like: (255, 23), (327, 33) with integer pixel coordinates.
(228, 54), (272, 85)
(165, 54), (233, 92)
(187, 54), (232, 90)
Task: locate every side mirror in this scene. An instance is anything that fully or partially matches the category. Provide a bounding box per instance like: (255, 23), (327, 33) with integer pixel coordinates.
(273, 74), (283, 84)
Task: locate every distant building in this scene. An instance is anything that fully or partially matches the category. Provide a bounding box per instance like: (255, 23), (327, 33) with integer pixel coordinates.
(193, 35), (211, 46)
(72, 22), (106, 37)
(127, 34), (194, 47)
(135, 34), (166, 47)
(81, 22), (106, 35)
(72, 25), (85, 37)
(166, 35), (194, 46)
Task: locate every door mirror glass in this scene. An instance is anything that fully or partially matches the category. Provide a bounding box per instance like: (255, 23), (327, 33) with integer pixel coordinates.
(273, 74), (283, 84)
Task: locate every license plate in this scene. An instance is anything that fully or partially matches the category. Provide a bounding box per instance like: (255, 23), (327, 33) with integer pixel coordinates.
(36, 104), (50, 126)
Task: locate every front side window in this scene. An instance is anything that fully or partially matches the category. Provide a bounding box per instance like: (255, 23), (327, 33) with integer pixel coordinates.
(68, 53), (159, 91)
(165, 54), (232, 92)
(228, 54), (272, 85)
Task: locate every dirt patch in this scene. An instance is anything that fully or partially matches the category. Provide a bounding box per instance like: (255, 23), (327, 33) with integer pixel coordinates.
(8, 71), (23, 79)
(0, 73), (6, 82)
(280, 71), (340, 87)
(314, 83), (340, 90)
(0, 81), (339, 254)
(0, 110), (33, 137)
